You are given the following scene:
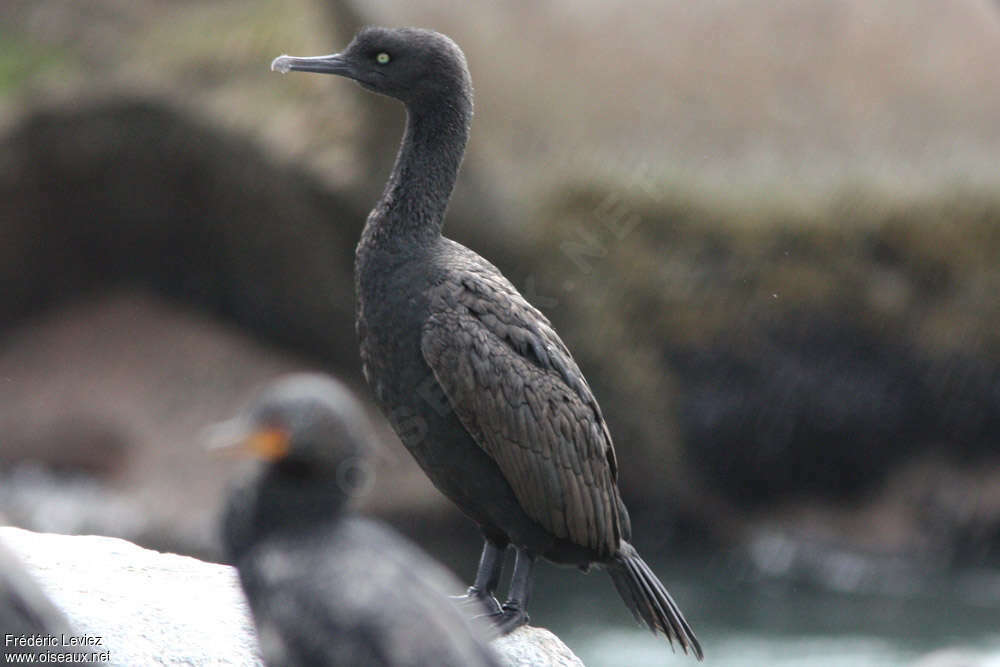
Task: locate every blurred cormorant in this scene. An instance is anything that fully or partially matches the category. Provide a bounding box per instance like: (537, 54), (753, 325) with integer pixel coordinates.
(215, 374), (500, 667)
(272, 28), (702, 659)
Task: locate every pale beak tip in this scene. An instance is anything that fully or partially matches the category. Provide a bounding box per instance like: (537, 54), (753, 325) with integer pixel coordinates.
(271, 55), (292, 74)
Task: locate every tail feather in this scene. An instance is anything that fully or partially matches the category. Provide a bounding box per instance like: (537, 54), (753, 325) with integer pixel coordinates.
(608, 542), (703, 660)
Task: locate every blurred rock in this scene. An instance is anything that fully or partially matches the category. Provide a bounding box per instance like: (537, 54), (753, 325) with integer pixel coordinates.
(2, 526), (259, 666)
(9, 0), (1000, 201)
(672, 316), (925, 503)
(530, 187), (1000, 561)
(0, 100), (364, 367)
(0, 290), (447, 557)
(0, 289), (305, 556)
(1, 527), (583, 667)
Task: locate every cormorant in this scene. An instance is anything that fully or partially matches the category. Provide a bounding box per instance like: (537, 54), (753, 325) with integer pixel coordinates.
(272, 27), (703, 659)
(213, 373), (501, 667)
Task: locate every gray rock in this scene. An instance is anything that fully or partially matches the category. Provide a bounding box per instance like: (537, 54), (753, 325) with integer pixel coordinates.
(0, 527), (584, 666)
(494, 626), (585, 667)
(1, 526), (260, 666)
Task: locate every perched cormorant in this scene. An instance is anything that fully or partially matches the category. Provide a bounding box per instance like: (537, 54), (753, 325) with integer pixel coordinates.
(214, 374), (501, 667)
(272, 27), (703, 659)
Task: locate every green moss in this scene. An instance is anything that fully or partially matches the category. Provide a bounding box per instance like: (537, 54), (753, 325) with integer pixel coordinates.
(0, 30), (74, 95)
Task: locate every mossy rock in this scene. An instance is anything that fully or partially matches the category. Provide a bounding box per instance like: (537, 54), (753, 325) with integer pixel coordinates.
(523, 186), (1000, 512)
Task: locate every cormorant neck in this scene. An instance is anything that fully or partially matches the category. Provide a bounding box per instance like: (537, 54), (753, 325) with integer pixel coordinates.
(366, 92), (472, 246)
(223, 468), (346, 562)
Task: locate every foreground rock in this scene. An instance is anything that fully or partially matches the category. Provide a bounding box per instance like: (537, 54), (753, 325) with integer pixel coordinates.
(494, 627), (585, 667)
(0, 527), (583, 667)
(2, 527), (258, 666)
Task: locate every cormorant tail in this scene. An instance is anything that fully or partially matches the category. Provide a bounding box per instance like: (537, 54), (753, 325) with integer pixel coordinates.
(608, 541), (703, 660)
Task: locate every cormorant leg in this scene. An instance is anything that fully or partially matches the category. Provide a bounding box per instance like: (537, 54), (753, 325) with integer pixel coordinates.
(496, 547), (536, 634)
(450, 539), (505, 614)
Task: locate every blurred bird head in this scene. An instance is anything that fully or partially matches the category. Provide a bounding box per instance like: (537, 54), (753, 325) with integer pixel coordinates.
(207, 373), (373, 494)
(271, 26), (471, 106)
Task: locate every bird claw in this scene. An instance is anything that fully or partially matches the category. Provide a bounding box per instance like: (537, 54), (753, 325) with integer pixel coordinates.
(468, 604), (528, 640)
(493, 603), (529, 635)
(449, 586), (502, 615)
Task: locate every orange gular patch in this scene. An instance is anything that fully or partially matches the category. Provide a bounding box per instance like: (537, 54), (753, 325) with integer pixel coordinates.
(244, 427), (291, 461)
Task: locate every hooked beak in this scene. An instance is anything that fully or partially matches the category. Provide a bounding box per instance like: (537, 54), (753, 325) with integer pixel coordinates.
(271, 53), (356, 78)
(203, 417), (291, 462)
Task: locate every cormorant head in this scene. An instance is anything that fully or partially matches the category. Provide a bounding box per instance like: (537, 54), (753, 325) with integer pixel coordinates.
(271, 26), (472, 107)
(208, 373), (373, 496)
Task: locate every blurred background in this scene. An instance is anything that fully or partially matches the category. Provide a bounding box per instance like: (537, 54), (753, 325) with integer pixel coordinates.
(2, 1), (1000, 665)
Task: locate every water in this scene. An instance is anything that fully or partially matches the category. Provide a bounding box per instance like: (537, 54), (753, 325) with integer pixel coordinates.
(572, 632), (1000, 667)
(519, 553), (1000, 666)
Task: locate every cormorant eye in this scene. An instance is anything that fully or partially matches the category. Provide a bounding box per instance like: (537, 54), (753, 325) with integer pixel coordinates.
(376, 52), (390, 65)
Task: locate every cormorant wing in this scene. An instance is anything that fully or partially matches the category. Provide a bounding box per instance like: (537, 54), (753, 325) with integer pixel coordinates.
(422, 265), (622, 558)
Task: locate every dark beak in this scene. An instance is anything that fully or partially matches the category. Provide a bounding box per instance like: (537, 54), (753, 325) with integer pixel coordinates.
(271, 53), (355, 78)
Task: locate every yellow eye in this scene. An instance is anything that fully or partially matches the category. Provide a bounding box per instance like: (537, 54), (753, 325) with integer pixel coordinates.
(376, 52), (390, 65)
